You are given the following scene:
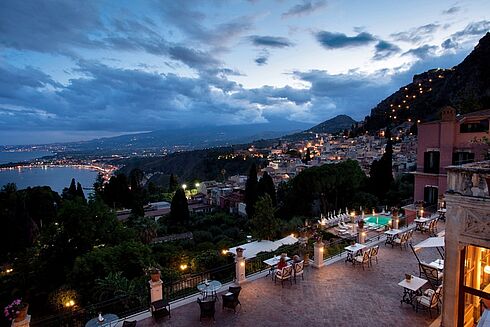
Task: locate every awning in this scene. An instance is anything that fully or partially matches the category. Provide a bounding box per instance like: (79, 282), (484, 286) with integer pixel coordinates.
(414, 236), (445, 250)
(228, 235), (298, 259)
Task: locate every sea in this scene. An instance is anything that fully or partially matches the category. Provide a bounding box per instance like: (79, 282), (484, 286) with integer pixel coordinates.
(0, 151), (98, 194)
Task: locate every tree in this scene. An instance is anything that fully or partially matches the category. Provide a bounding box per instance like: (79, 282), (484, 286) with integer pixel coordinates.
(62, 178), (78, 200)
(168, 174), (179, 192)
(170, 188), (189, 227)
(244, 163), (258, 218)
(251, 194), (280, 240)
(257, 171), (276, 206)
(76, 182), (86, 201)
(369, 129), (394, 199)
(93, 173), (105, 199)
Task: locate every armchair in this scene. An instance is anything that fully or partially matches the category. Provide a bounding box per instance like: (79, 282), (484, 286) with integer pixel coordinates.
(197, 298), (216, 322)
(222, 286), (241, 313)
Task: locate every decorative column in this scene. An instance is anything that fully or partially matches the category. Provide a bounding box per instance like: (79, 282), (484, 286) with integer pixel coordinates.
(235, 247), (246, 284)
(312, 241), (324, 269)
(392, 210), (399, 229)
(11, 316), (30, 327)
(149, 270), (163, 303)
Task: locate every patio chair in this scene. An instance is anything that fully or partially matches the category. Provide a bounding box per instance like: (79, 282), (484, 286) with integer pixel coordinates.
(274, 265), (293, 287)
(419, 262), (443, 287)
(354, 251), (370, 270)
(393, 233), (408, 250)
(222, 286), (241, 313)
(293, 260), (305, 283)
(197, 298), (216, 322)
(369, 245), (379, 265)
(122, 321), (137, 327)
(415, 285), (443, 318)
(151, 299), (171, 320)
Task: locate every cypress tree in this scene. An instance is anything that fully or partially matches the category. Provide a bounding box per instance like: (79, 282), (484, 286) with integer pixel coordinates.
(170, 188), (189, 226)
(168, 174), (179, 192)
(258, 171), (276, 207)
(245, 163), (258, 218)
(76, 182), (86, 201)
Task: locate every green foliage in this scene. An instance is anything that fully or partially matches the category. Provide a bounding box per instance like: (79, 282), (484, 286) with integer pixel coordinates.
(251, 194), (280, 240)
(126, 216), (158, 244)
(257, 171), (276, 206)
(168, 174), (179, 192)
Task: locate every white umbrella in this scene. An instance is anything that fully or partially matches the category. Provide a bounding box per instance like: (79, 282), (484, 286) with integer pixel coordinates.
(414, 237), (445, 250)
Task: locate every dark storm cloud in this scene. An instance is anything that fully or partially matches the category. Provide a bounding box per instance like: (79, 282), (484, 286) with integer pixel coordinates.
(282, 0), (327, 18)
(438, 20), (490, 51)
(315, 31), (376, 49)
(391, 24), (440, 43)
(249, 35), (294, 48)
(373, 41), (401, 60)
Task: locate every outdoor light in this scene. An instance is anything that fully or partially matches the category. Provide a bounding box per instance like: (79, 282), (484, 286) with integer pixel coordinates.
(180, 264), (188, 270)
(290, 233), (295, 238)
(484, 265), (490, 274)
(320, 247), (324, 252)
(195, 182), (200, 188)
(222, 249), (228, 255)
(5, 268), (13, 274)
(240, 262), (245, 267)
(64, 300), (75, 308)
(182, 184), (187, 190)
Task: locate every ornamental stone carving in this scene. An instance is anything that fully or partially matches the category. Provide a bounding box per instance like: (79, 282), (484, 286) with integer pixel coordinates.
(462, 210), (490, 240)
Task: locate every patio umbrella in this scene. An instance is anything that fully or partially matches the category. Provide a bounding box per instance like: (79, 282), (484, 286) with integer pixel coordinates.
(414, 237), (445, 250)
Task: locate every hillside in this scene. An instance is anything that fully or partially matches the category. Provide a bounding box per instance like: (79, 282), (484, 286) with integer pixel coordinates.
(307, 115), (357, 133)
(364, 32), (490, 131)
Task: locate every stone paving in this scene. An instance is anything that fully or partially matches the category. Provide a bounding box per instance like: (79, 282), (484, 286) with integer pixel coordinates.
(137, 224), (444, 327)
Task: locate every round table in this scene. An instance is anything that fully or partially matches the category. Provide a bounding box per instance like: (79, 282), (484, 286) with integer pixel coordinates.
(85, 314), (118, 327)
(197, 280), (222, 300)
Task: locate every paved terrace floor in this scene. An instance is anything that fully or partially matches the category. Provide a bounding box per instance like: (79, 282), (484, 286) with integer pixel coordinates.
(138, 224), (444, 327)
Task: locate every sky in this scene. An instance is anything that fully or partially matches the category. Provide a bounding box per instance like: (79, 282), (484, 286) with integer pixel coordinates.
(0, 0), (489, 145)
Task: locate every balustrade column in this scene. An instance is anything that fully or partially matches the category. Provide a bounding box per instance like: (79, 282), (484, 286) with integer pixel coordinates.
(312, 241), (324, 268)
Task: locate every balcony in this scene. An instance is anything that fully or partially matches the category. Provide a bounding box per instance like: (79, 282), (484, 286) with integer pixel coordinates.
(446, 160), (490, 198)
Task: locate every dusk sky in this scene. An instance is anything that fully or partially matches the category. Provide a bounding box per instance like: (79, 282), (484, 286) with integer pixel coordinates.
(1, 0), (489, 145)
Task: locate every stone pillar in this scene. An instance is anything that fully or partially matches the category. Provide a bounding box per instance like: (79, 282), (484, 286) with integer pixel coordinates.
(312, 242), (324, 269)
(11, 315), (30, 327)
(392, 211), (399, 229)
(358, 229), (366, 244)
(235, 247), (246, 284)
(149, 279), (163, 303)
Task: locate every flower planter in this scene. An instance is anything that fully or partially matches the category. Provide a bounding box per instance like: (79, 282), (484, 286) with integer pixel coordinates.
(150, 271), (161, 283)
(14, 303), (28, 322)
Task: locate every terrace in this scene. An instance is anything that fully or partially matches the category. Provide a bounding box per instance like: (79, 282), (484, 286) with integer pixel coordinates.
(129, 220), (444, 327)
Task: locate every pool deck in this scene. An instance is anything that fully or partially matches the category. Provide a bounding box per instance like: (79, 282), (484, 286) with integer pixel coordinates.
(133, 221), (444, 327)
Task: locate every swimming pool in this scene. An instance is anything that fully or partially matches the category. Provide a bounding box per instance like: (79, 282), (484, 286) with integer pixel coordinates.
(364, 215), (391, 226)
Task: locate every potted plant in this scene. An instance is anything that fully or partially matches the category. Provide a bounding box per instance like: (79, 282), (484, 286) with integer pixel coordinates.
(4, 299), (29, 322)
(148, 267), (161, 282)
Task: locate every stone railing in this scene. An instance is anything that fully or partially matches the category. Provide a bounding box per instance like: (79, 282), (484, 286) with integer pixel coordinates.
(446, 161), (490, 198)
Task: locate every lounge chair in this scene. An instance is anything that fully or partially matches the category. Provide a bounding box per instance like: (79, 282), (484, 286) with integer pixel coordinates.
(222, 286), (241, 313)
(274, 265), (293, 287)
(197, 298), (216, 322)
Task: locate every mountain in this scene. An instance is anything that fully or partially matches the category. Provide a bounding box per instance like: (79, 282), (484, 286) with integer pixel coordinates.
(60, 121), (311, 154)
(364, 32), (490, 131)
(307, 115), (357, 133)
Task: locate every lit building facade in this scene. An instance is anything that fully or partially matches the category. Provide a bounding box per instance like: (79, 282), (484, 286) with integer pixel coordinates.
(443, 162), (490, 326)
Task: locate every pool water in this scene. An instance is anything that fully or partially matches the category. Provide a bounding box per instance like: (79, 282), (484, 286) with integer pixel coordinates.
(364, 215), (391, 226)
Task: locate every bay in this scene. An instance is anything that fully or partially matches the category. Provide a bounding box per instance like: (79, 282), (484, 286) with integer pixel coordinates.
(0, 167), (98, 194)
(0, 150), (53, 165)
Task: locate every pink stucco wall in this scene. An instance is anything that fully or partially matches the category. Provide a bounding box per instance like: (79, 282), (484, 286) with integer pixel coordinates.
(414, 115), (489, 202)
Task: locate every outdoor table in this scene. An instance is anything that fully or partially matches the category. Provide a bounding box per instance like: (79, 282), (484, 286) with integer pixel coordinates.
(344, 243), (366, 263)
(384, 229), (401, 246)
(85, 314), (118, 327)
(414, 218), (429, 232)
(429, 259), (444, 271)
(263, 255), (291, 277)
(398, 275), (427, 308)
(197, 280), (222, 300)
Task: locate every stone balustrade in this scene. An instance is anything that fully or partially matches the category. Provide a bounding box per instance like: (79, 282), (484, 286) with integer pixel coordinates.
(446, 160), (490, 198)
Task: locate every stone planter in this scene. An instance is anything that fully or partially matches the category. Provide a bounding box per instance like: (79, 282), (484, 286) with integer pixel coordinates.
(14, 303), (28, 322)
(150, 271), (161, 282)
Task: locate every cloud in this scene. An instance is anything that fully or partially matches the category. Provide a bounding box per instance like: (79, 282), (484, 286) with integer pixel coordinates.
(438, 20), (490, 50)
(442, 6), (461, 15)
(373, 41), (401, 60)
(315, 31), (376, 49)
(255, 55), (269, 66)
(403, 45), (438, 59)
(249, 35), (294, 48)
(282, 0), (327, 18)
(391, 24), (440, 43)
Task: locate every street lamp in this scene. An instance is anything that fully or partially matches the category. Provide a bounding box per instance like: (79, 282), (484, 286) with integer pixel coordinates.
(195, 182), (200, 188)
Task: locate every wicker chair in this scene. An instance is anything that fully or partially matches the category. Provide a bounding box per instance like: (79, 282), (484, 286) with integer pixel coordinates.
(222, 286), (241, 313)
(393, 233), (408, 250)
(369, 245), (379, 265)
(151, 299), (170, 320)
(274, 265), (293, 287)
(197, 298), (216, 322)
